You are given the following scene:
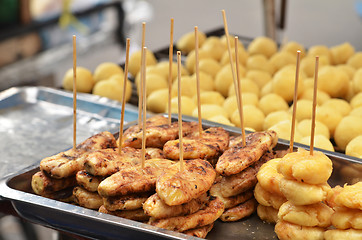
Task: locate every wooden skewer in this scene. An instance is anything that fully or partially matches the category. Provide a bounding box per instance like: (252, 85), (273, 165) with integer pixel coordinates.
(72, 35), (77, 150)
(177, 51), (184, 172)
(310, 56), (319, 155)
(138, 22), (146, 128)
(195, 26), (202, 137)
(289, 50), (301, 153)
(141, 46), (147, 169)
(168, 18), (174, 126)
(118, 38), (131, 155)
(234, 37), (246, 147)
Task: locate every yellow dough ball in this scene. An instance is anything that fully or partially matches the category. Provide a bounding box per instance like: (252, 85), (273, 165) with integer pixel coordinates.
(207, 115), (235, 127)
(269, 51), (296, 73)
(128, 49), (157, 77)
(92, 76), (132, 102)
(300, 88), (331, 105)
(223, 93), (259, 118)
(176, 30), (206, 54)
(352, 68), (362, 93)
(171, 76), (196, 98)
(196, 58), (221, 78)
(190, 71), (215, 91)
(245, 54), (275, 75)
(349, 106), (362, 118)
(220, 47), (249, 66)
(62, 66), (94, 93)
(135, 65), (167, 86)
(334, 115), (362, 151)
(215, 64), (246, 97)
(337, 64), (356, 80)
(261, 81), (273, 97)
(330, 42), (355, 65)
(185, 49), (212, 74)
(307, 45), (332, 62)
(345, 135), (362, 158)
(245, 70), (272, 89)
(220, 34), (245, 50)
(350, 92), (362, 108)
(300, 55), (330, 78)
(201, 36), (226, 61)
(192, 104), (228, 119)
(247, 36), (277, 58)
(93, 62), (124, 83)
(272, 66), (304, 102)
(231, 105), (265, 131)
(299, 135), (335, 152)
(316, 105), (343, 136)
(289, 99), (313, 122)
(155, 61), (188, 81)
(146, 89), (169, 113)
(167, 96), (196, 115)
(258, 93), (289, 116)
(297, 119), (330, 139)
(322, 98), (352, 117)
(136, 73), (168, 97)
(317, 66), (349, 98)
(193, 91), (224, 106)
(263, 111), (292, 130)
(280, 41), (306, 58)
(228, 78), (260, 97)
(347, 52), (362, 69)
(268, 120), (303, 142)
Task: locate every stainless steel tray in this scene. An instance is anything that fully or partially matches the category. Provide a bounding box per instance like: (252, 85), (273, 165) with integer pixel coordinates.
(0, 115), (361, 240)
(0, 86), (138, 179)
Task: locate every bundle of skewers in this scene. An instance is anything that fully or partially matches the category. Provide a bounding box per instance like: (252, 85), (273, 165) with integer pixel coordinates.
(30, 10), (362, 240)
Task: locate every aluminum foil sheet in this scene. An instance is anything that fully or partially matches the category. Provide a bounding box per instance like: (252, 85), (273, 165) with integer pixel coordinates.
(0, 86), (138, 178)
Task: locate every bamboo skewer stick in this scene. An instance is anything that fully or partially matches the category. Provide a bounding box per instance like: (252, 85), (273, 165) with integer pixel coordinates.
(289, 50), (301, 153)
(141, 47), (147, 169)
(138, 22), (146, 128)
(72, 35), (77, 150)
(234, 37), (246, 147)
(222, 10), (242, 132)
(195, 26), (202, 137)
(118, 38), (130, 154)
(177, 51), (184, 172)
(168, 18), (174, 126)
(310, 56), (319, 155)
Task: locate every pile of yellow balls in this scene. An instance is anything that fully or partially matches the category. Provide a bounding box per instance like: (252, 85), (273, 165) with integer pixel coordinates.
(130, 31), (362, 159)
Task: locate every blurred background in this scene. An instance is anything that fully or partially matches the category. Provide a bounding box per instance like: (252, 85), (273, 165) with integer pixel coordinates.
(1, 0), (362, 239)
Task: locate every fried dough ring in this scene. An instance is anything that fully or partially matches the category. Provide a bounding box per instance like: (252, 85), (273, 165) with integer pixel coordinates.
(334, 182), (362, 210)
(257, 158), (284, 195)
(277, 148), (333, 185)
(331, 207), (362, 230)
(324, 229), (362, 240)
(278, 201), (334, 228)
(254, 182), (287, 209)
(279, 177), (331, 205)
(275, 220), (325, 240)
(256, 204), (279, 224)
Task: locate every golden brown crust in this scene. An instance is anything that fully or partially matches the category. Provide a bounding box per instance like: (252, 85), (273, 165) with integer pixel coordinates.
(275, 221), (325, 240)
(103, 192), (152, 211)
(256, 204), (279, 224)
(40, 131), (117, 179)
(73, 186), (103, 209)
(143, 193), (208, 219)
(76, 170), (104, 192)
(163, 127), (229, 160)
(31, 171), (76, 195)
(216, 131), (278, 176)
(183, 223), (214, 238)
(98, 159), (175, 197)
(99, 205), (150, 222)
(219, 198), (257, 222)
(254, 182), (287, 209)
(156, 159), (216, 206)
(148, 197), (224, 232)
